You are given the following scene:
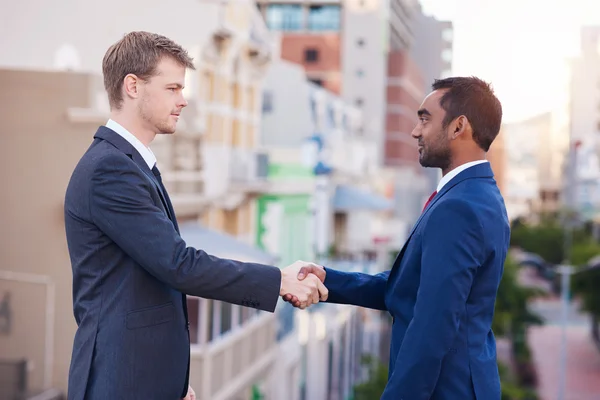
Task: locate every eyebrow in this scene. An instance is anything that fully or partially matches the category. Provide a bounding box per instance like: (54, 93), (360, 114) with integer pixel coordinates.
(417, 108), (431, 117)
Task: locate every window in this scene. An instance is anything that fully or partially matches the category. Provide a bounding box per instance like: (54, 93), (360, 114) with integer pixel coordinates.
(0, 292), (11, 334)
(305, 48), (319, 63)
(441, 48), (452, 63)
(262, 90), (273, 113)
(442, 28), (453, 42)
(265, 4), (303, 31)
(307, 5), (341, 32)
(327, 106), (336, 129)
(310, 96), (318, 122)
(309, 78), (323, 87)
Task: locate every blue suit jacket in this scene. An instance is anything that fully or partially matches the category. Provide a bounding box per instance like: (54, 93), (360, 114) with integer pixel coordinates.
(324, 162), (509, 400)
(64, 127), (281, 400)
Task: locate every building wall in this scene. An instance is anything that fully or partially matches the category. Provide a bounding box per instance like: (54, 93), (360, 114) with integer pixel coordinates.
(279, 34), (342, 94)
(568, 26), (600, 220)
(408, 8), (453, 193)
(569, 55), (599, 148)
(488, 127), (507, 196)
(409, 9), (453, 88)
(341, 0), (389, 154)
(384, 49), (424, 169)
(503, 113), (551, 220)
(261, 60), (314, 148)
(0, 0), (221, 73)
(388, 0), (416, 50)
(0, 69), (100, 394)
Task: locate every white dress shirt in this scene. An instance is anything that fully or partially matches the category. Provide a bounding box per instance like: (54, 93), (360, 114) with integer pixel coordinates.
(436, 160), (488, 192)
(106, 119), (157, 169)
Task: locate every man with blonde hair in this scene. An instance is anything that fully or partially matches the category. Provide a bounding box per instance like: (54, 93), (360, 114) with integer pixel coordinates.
(64, 31), (327, 400)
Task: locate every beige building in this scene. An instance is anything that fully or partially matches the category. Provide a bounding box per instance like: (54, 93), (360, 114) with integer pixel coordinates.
(487, 126), (506, 196)
(0, 1), (304, 399)
(503, 111), (568, 221)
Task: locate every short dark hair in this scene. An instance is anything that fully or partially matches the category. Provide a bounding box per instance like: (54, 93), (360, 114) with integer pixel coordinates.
(102, 31), (195, 110)
(432, 76), (502, 152)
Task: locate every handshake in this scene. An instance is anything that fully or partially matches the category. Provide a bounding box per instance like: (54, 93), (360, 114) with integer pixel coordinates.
(279, 261), (328, 309)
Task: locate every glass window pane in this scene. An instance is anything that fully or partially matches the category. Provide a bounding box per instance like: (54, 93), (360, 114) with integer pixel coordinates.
(308, 5), (340, 32)
(266, 5), (303, 31)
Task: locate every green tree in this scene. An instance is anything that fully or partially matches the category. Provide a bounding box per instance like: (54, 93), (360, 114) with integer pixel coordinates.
(352, 355), (388, 400)
(498, 361), (538, 400)
(493, 258), (544, 338)
(573, 265), (600, 317)
(510, 214), (598, 266)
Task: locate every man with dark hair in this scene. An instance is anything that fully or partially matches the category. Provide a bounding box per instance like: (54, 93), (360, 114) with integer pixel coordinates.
(65, 31), (327, 400)
(284, 76), (509, 399)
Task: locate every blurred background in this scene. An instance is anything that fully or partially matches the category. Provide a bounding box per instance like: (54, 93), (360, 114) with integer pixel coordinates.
(1, 0), (600, 399)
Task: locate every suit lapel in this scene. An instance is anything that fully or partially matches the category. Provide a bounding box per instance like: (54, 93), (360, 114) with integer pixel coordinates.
(93, 126), (175, 222)
(389, 162), (495, 273)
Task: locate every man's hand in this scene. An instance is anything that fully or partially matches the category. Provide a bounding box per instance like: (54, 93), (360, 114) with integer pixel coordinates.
(281, 262), (327, 308)
(280, 261), (328, 309)
(182, 385), (195, 400)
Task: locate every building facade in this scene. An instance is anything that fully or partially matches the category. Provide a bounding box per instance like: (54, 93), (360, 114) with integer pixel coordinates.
(0, 1), (303, 399)
(568, 26), (600, 221)
(409, 6), (453, 193)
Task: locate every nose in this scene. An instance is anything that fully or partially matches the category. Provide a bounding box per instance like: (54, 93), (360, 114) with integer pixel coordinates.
(411, 125), (421, 139)
(179, 93), (188, 108)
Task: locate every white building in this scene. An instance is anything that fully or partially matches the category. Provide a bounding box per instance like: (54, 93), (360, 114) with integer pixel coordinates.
(568, 26), (600, 221)
(259, 56), (395, 399)
(0, 1), (304, 399)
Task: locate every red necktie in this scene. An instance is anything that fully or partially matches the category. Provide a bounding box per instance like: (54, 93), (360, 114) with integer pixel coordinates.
(422, 190), (437, 213)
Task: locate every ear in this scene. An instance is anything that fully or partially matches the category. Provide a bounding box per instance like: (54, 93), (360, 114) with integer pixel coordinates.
(449, 115), (470, 140)
(123, 74), (140, 101)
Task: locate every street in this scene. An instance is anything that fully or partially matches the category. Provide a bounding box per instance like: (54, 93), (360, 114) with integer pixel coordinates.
(522, 268), (600, 399)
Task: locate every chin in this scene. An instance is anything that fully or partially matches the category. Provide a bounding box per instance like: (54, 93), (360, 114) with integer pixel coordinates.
(157, 124), (176, 134)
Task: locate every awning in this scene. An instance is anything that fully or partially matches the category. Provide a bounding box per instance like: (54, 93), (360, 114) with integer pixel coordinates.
(332, 185), (393, 212)
(179, 222), (277, 265)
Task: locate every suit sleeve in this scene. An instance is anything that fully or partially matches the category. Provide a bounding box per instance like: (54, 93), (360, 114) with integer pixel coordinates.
(323, 268), (389, 310)
(89, 154), (281, 312)
(382, 199), (484, 399)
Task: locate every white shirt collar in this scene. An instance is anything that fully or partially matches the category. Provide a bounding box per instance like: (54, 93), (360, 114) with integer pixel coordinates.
(106, 119), (157, 169)
(436, 160), (488, 192)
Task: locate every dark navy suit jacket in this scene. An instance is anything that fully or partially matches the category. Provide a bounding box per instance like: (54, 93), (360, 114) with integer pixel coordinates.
(324, 162), (509, 399)
(64, 127), (281, 400)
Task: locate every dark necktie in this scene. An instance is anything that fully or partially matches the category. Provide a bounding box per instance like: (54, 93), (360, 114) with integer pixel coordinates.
(151, 164), (162, 182)
(151, 164), (179, 232)
(422, 190), (437, 213)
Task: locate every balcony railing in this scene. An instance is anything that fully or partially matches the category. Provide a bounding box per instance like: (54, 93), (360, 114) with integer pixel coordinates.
(0, 359), (26, 399)
(190, 312), (278, 400)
